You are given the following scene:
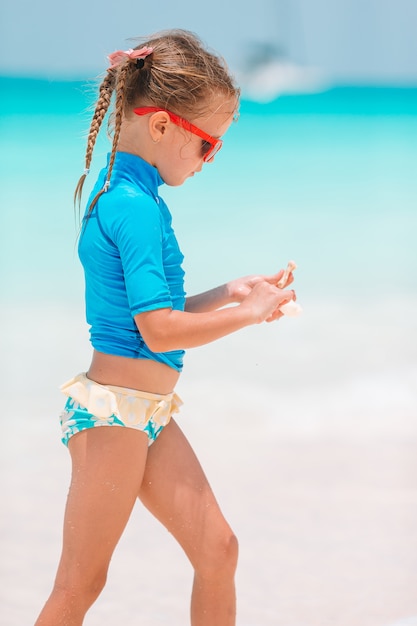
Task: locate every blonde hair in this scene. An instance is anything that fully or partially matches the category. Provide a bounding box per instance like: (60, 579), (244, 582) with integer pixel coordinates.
(75, 29), (240, 213)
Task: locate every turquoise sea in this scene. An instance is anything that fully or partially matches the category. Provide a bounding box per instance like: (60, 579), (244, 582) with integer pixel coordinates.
(1, 80), (416, 301)
(0, 77), (416, 625)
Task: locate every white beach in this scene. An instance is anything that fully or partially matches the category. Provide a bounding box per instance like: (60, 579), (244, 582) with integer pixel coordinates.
(1, 295), (416, 626)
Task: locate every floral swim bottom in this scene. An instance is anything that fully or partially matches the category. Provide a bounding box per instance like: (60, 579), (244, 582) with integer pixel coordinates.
(59, 373), (182, 447)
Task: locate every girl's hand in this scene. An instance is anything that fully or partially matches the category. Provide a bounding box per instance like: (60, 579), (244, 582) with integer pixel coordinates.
(239, 281), (295, 324)
(185, 266), (296, 315)
(227, 269), (294, 303)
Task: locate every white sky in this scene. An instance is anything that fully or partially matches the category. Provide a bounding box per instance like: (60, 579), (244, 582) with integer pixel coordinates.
(1, 0), (416, 84)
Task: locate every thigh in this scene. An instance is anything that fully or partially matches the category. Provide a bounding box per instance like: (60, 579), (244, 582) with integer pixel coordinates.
(58, 426), (149, 581)
(138, 419), (232, 567)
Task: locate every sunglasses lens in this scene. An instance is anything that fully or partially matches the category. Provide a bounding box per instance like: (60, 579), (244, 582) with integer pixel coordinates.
(201, 140), (212, 157)
(202, 139), (222, 162)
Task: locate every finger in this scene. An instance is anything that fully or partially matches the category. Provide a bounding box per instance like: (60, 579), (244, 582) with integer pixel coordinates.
(266, 310), (284, 322)
(277, 288), (296, 306)
(266, 306), (285, 322)
(277, 271), (295, 289)
(264, 270), (285, 285)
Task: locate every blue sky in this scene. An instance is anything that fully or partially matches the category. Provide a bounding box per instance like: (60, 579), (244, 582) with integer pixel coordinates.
(1, 0), (416, 84)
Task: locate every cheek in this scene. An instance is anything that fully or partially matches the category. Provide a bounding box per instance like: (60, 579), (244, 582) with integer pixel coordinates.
(176, 133), (203, 162)
(156, 137), (201, 186)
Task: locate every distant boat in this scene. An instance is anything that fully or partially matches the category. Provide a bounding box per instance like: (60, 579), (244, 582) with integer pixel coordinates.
(236, 0), (328, 102)
(237, 41), (328, 102)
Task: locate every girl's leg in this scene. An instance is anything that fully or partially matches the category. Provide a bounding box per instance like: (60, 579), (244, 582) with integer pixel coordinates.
(139, 418), (238, 626)
(35, 426), (149, 626)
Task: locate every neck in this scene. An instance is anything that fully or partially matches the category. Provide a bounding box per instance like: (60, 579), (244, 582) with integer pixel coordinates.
(117, 119), (156, 165)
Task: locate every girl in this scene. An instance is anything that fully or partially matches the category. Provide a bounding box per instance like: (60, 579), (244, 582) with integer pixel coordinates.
(35, 29), (295, 626)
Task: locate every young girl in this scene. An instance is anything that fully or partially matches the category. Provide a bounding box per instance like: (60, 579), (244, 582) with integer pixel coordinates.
(35, 29), (295, 626)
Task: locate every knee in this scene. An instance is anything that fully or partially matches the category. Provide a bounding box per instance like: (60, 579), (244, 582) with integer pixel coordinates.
(53, 565), (108, 610)
(196, 526), (239, 580)
(222, 530), (239, 574)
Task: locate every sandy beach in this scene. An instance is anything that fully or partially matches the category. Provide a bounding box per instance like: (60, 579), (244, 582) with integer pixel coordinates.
(1, 300), (416, 626)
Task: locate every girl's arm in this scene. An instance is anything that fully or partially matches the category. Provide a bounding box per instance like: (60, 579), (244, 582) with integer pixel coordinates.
(135, 280), (294, 353)
(185, 283), (231, 313)
(185, 269), (293, 313)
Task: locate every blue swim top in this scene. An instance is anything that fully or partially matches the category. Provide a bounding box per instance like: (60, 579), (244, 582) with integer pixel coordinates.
(78, 152), (186, 371)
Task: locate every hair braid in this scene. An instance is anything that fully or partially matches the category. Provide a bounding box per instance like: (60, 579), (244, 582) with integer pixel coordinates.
(105, 63), (130, 192)
(81, 64), (131, 220)
(74, 70), (116, 211)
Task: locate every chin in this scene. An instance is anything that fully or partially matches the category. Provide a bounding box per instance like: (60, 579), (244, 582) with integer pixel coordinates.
(164, 173), (192, 187)
(165, 179), (185, 188)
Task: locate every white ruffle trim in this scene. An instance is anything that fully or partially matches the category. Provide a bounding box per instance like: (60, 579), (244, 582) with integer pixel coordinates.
(60, 373), (182, 428)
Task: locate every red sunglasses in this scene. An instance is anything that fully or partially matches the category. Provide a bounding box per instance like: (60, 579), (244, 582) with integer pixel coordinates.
(133, 106), (223, 162)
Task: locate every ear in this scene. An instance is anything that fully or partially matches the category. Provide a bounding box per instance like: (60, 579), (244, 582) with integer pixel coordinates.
(149, 111), (171, 142)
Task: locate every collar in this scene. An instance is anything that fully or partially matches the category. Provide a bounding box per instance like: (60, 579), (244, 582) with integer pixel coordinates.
(107, 151), (164, 197)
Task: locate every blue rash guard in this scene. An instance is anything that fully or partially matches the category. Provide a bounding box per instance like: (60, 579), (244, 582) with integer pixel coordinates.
(78, 152), (186, 372)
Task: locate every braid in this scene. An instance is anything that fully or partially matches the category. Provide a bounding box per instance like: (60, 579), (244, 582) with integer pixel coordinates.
(81, 64), (131, 221)
(104, 63), (129, 192)
(74, 70), (116, 212)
